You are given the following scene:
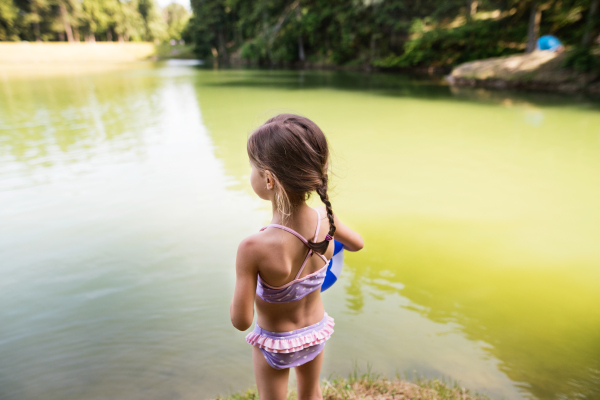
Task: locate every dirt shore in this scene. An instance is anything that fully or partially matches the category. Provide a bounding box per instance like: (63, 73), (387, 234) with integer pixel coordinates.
(448, 51), (600, 94)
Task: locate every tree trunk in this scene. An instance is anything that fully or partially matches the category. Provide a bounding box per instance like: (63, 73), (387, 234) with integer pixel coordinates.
(370, 34), (376, 62)
(582, 0), (599, 47)
(59, 2), (74, 42)
(107, 29), (112, 42)
(526, 2), (541, 53)
(296, 6), (305, 62)
(467, 0), (478, 21)
(74, 28), (80, 42)
(217, 27), (228, 64)
(471, 1), (478, 16)
(298, 35), (305, 62)
(34, 20), (41, 42)
(118, 33), (124, 42)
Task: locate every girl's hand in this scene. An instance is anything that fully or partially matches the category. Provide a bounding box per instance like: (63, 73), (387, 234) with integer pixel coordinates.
(230, 236), (260, 331)
(332, 213), (364, 252)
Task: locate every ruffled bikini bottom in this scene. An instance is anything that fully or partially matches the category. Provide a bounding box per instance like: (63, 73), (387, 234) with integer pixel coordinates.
(245, 312), (334, 370)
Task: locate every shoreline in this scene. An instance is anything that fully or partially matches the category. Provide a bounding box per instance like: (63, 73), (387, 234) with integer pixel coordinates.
(447, 75), (600, 94)
(4, 43), (598, 96)
(448, 51), (600, 94)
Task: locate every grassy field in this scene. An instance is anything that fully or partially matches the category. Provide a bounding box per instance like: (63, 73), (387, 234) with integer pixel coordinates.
(216, 372), (493, 400)
(0, 42), (156, 65)
(0, 42), (197, 79)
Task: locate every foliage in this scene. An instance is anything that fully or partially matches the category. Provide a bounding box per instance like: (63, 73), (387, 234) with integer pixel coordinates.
(2, 0), (598, 69)
(563, 46), (600, 71)
(0, 0), (178, 42)
(186, 0), (227, 59)
(163, 3), (189, 40)
(0, 0), (20, 40)
(374, 18), (526, 69)
(137, 0), (166, 41)
(187, 0), (600, 68)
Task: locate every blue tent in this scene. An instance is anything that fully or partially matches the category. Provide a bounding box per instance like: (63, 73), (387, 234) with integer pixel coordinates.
(537, 35), (563, 52)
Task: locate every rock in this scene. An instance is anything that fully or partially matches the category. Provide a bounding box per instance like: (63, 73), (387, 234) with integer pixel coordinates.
(449, 51), (600, 93)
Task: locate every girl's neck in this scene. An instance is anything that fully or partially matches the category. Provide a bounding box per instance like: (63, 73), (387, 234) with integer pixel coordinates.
(270, 201), (309, 226)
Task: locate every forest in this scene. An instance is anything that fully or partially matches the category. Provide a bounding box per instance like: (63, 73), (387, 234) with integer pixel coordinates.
(1, 0), (599, 71)
(187, 0), (600, 70)
(0, 0), (189, 42)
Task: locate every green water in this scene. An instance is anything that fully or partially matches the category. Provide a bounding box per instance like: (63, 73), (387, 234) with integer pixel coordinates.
(1, 62), (599, 400)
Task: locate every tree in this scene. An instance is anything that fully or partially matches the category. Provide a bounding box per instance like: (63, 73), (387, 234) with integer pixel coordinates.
(0, 0), (20, 40)
(114, 0), (145, 41)
(187, 0), (228, 61)
(525, 2), (542, 52)
(582, 0), (599, 47)
(26, 0), (51, 41)
(56, 0), (81, 41)
(163, 2), (190, 40)
(137, 0), (166, 41)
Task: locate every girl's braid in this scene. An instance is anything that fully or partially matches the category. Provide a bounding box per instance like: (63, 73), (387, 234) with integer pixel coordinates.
(317, 175), (336, 238)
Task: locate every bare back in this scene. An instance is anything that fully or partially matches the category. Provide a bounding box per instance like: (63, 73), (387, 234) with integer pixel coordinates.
(254, 205), (334, 332)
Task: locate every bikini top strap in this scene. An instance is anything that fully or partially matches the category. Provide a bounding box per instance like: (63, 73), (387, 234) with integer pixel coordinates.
(260, 209), (328, 281)
(260, 224), (309, 246)
(313, 208), (321, 243)
(295, 208), (327, 279)
(312, 208), (329, 264)
(294, 249), (313, 280)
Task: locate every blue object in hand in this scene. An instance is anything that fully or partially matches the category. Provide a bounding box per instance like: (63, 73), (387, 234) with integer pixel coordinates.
(321, 240), (344, 292)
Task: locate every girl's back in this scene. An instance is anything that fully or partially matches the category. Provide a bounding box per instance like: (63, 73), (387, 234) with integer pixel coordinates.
(254, 205), (334, 332)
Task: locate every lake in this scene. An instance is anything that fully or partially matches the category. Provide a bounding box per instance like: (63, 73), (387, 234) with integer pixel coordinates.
(1, 61), (599, 400)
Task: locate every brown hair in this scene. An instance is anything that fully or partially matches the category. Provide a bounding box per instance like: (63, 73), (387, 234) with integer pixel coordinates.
(247, 113), (335, 254)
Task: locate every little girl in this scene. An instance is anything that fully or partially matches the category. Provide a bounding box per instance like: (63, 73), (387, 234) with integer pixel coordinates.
(230, 114), (364, 400)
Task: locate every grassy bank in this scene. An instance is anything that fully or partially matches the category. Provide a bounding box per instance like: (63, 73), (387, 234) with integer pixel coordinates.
(449, 51), (600, 94)
(216, 373), (492, 400)
(0, 42), (156, 65)
(0, 42), (197, 79)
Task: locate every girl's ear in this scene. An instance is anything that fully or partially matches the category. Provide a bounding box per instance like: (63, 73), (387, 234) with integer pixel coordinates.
(264, 170), (274, 190)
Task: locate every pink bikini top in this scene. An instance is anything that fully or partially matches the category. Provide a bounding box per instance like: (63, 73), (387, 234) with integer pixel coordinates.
(256, 209), (330, 303)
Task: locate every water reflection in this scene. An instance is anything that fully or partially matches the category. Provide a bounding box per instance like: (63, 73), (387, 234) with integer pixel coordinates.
(0, 71), (164, 191)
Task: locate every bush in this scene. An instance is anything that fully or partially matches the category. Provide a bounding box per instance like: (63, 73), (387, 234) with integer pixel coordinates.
(563, 47), (599, 72)
(373, 18), (525, 69)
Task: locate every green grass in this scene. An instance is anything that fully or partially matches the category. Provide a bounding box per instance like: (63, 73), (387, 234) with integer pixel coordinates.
(215, 368), (493, 400)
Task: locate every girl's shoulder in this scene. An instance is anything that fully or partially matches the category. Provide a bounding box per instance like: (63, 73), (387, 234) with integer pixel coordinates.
(237, 228), (285, 265)
(237, 231), (269, 259)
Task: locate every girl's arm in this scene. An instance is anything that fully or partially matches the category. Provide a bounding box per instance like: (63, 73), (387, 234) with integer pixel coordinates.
(333, 214), (364, 252)
(230, 237), (259, 331)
